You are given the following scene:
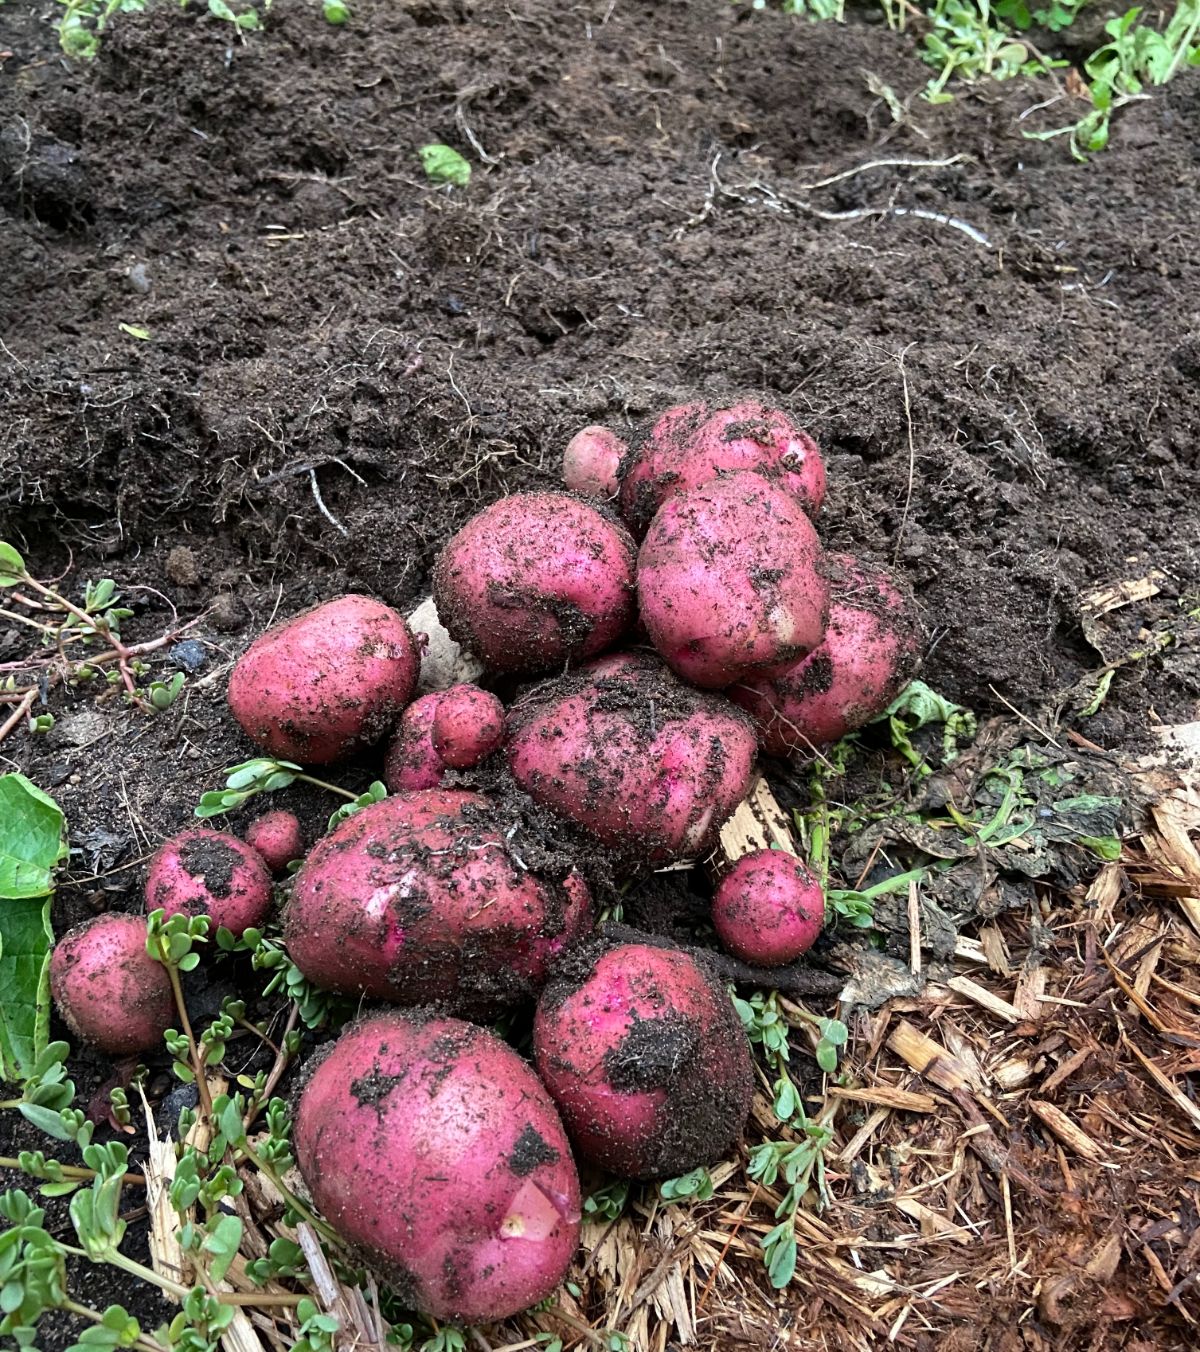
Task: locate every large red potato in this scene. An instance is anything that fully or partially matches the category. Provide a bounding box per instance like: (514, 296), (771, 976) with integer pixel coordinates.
(295, 1012), (581, 1322)
(284, 789), (591, 1015)
(145, 828), (273, 938)
(227, 595), (420, 764)
(506, 653), (757, 864)
(619, 399), (826, 534)
(637, 473), (830, 689)
(50, 914), (175, 1056)
(731, 553), (922, 755)
(432, 493), (636, 676)
(533, 941), (753, 1179)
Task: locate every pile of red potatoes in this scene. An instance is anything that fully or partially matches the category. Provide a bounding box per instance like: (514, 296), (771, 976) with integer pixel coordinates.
(50, 399), (921, 1324)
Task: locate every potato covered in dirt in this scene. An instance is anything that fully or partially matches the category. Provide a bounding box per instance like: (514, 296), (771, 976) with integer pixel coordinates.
(432, 492), (637, 676)
(731, 553), (922, 754)
(284, 789), (591, 1015)
(145, 827), (273, 937)
(562, 424), (626, 499)
(243, 810), (304, 873)
(50, 914), (175, 1056)
(431, 683), (507, 768)
(619, 399), (826, 534)
(295, 1011), (581, 1323)
(712, 849), (824, 966)
(533, 940), (753, 1179)
(637, 472), (830, 689)
(506, 652), (757, 864)
(227, 594), (421, 764)
(382, 691), (446, 792)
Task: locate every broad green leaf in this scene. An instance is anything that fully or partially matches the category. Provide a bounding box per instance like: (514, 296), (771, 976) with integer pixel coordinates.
(0, 542), (26, 586)
(0, 776), (63, 1081)
(419, 143), (471, 187)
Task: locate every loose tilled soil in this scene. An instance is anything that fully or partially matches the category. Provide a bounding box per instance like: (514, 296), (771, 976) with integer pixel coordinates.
(2, 1), (1199, 1349)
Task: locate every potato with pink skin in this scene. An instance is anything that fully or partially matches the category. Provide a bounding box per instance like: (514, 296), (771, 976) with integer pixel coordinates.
(244, 810), (304, 873)
(295, 1011), (581, 1323)
(432, 684), (506, 768)
(562, 425), (626, 498)
(533, 941), (753, 1179)
(432, 493), (636, 676)
(145, 828), (273, 938)
(619, 399), (826, 534)
(731, 554), (922, 755)
(637, 473), (830, 689)
(712, 850), (825, 966)
(227, 595), (420, 764)
(285, 789), (592, 1016)
(382, 692), (446, 792)
(507, 653), (757, 864)
(50, 914), (175, 1055)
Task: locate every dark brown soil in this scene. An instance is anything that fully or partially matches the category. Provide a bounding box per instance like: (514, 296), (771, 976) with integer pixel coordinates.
(2, 0), (1198, 1346)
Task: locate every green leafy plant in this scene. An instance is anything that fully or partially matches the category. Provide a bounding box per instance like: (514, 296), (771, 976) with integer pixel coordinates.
(747, 1108), (835, 1287)
(419, 144), (471, 187)
(206, 0), (262, 31)
(0, 542), (190, 733)
(55, 0), (146, 59)
(195, 757), (387, 831)
(658, 1167), (714, 1203)
(583, 1179), (631, 1222)
(322, 0), (349, 21)
(0, 776), (66, 1082)
(1027, 3), (1200, 156)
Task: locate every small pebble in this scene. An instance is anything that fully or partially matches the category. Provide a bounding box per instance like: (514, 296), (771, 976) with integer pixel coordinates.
(209, 593), (247, 632)
(166, 545), (200, 588)
(170, 638), (207, 673)
(127, 262), (152, 293)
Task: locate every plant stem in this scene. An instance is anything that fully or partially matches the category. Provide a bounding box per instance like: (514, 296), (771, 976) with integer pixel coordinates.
(239, 1139), (342, 1246)
(295, 771), (359, 801)
(0, 688), (37, 746)
(63, 1299), (170, 1352)
(164, 963), (214, 1121)
(0, 607), (56, 636)
(242, 1004), (300, 1132)
(0, 1154), (146, 1186)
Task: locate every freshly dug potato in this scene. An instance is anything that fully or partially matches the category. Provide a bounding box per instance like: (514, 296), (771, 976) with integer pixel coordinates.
(382, 692), (446, 792)
(285, 789), (592, 1015)
(227, 594), (420, 764)
(145, 828), (273, 938)
(244, 810), (304, 873)
(731, 553), (922, 754)
(562, 425), (626, 498)
(431, 684), (507, 768)
(533, 941), (753, 1179)
(432, 493), (636, 676)
(295, 1012), (581, 1323)
(506, 653), (757, 864)
(712, 850), (824, 965)
(619, 399), (826, 534)
(637, 473), (830, 689)
(50, 914), (175, 1055)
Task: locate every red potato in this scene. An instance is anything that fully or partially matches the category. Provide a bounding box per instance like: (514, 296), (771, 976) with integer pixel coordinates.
(730, 553), (922, 755)
(145, 828), (273, 938)
(244, 810), (304, 873)
(562, 425), (626, 499)
(712, 850), (824, 966)
(619, 399), (826, 534)
(506, 652), (757, 864)
(382, 692), (446, 792)
(50, 914), (175, 1055)
(431, 684), (507, 768)
(295, 1012), (581, 1323)
(533, 941), (753, 1179)
(285, 789), (592, 1016)
(432, 493), (637, 676)
(637, 473), (830, 689)
(227, 595), (420, 764)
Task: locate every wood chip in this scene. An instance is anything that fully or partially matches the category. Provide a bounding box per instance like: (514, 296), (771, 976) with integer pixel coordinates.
(1122, 1034), (1200, 1132)
(830, 1085), (937, 1113)
(1028, 1100), (1109, 1163)
(716, 775), (796, 866)
(1040, 1046), (1094, 1095)
(892, 1198), (972, 1245)
(1083, 571), (1165, 614)
(946, 975), (1022, 1024)
(887, 1020), (980, 1093)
